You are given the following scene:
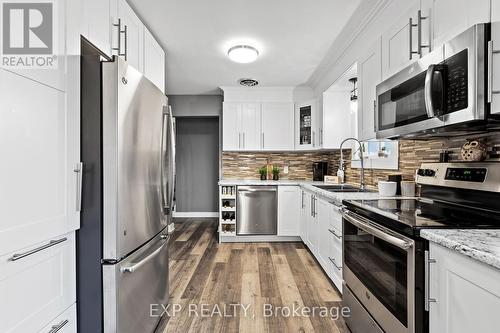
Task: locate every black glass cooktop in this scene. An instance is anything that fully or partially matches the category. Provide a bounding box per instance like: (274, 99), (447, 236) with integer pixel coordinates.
(343, 198), (500, 237)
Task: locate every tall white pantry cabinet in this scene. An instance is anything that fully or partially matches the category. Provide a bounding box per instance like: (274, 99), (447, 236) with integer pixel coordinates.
(0, 0), (81, 332)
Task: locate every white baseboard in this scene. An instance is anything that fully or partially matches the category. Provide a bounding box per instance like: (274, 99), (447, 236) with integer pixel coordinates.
(173, 212), (219, 218)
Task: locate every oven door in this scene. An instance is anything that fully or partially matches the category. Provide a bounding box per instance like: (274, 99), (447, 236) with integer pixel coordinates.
(343, 210), (415, 333)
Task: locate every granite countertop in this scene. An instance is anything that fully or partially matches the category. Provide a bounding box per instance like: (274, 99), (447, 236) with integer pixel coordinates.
(421, 229), (500, 270)
(218, 179), (382, 205)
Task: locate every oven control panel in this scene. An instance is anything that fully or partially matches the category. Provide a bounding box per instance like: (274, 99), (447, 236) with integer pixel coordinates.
(444, 168), (487, 182)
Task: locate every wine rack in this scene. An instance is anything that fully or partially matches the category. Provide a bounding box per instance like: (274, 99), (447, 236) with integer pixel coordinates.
(219, 185), (236, 239)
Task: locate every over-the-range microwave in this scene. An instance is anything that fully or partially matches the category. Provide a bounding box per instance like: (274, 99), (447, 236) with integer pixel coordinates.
(375, 23), (499, 139)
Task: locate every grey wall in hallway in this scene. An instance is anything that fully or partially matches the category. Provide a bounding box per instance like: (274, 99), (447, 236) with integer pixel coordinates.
(175, 117), (219, 212)
(169, 95), (223, 117)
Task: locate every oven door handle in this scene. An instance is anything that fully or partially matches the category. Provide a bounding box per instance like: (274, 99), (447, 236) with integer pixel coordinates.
(343, 211), (414, 250)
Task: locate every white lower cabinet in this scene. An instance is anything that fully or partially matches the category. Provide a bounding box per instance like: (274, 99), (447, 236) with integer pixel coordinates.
(0, 232), (76, 333)
(38, 303), (77, 333)
(315, 197), (330, 270)
(428, 243), (500, 333)
(299, 190), (310, 242)
(300, 191), (343, 293)
(278, 186), (301, 236)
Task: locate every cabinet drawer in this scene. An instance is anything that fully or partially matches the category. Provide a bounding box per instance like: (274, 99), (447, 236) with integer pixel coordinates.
(0, 232), (76, 333)
(38, 303), (76, 333)
(330, 205), (343, 231)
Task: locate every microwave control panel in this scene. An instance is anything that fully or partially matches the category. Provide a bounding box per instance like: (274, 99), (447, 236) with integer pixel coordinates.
(444, 49), (468, 112)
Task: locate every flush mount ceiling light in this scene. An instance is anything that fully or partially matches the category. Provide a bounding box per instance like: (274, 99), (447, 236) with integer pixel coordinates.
(227, 45), (259, 63)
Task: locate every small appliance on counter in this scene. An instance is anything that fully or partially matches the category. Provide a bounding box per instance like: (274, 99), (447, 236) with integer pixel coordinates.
(312, 161), (329, 181)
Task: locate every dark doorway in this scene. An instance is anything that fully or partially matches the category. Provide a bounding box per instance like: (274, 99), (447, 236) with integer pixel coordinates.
(175, 117), (219, 214)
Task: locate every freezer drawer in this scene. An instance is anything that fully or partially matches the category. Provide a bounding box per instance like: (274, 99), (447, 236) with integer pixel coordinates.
(237, 186), (277, 235)
(103, 231), (169, 333)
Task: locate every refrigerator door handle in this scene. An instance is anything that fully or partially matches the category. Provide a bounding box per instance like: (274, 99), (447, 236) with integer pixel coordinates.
(120, 235), (169, 273)
(160, 107), (169, 214)
(168, 106), (176, 216)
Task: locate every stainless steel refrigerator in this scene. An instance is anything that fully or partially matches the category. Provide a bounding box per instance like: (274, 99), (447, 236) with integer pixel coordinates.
(78, 39), (175, 333)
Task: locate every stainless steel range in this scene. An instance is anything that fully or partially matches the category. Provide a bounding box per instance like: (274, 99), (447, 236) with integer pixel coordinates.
(341, 162), (500, 333)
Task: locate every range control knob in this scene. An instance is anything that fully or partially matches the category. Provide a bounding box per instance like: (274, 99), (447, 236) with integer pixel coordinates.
(417, 169), (436, 177)
(424, 169), (436, 177)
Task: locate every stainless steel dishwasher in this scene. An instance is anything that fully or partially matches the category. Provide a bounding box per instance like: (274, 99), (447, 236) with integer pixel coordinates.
(236, 186), (277, 235)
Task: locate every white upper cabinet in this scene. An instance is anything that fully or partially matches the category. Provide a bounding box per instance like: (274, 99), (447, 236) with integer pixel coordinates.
(0, 68), (80, 256)
(222, 102), (261, 151)
(143, 27), (166, 93)
(421, 0), (490, 51)
(4, 0), (75, 91)
(428, 243), (500, 333)
(358, 39), (382, 141)
(295, 100), (319, 150)
(261, 102), (294, 150)
(322, 90), (355, 148)
(381, 3), (422, 79)
(239, 103), (262, 150)
(222, 102), (240, 150)
(277, 186), (300, 236)
(82, 0), (116, 57)
(117, 0), (144, 72)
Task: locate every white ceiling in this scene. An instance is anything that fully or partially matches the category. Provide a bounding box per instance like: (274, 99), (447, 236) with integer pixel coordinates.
(129, 0), (362, 95)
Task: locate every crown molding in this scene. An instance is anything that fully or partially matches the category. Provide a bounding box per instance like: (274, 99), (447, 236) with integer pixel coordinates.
(307, 0), (392, 90)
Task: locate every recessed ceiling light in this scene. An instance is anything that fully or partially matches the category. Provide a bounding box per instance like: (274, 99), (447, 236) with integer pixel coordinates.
(227, 45), (259, 63)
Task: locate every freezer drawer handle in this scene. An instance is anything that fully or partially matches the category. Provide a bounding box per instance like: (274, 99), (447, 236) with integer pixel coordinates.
(121, 236), (169, 273)
(8, 237), (67, 262)
(48, 319), (69, 333)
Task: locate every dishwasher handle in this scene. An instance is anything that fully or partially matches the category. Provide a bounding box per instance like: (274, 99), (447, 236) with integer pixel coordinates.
(238, 188), (277, 193)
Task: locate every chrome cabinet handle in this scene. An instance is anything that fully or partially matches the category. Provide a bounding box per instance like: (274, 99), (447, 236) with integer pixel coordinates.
(123, 25), (128, 61)
(48, 319), (69, 333)
(238, 132), (241, 149)
(417, 10), (430, 56)
(312, 130), (316, 147)
(9, 237), (67, 262)
(112, 19), (126, 58)
(112, 18), (122, 55)
(319, 128), (323, 146)
(74, 162), (83, 212)
(328, 257), (342, 270)
(301, 191), (305, 208)
(373, 100), (377, 132)
(424, 250), (437, 311)
(343, 210), (414, 250)
(121, 236), (168, 273)
(409, 17), (419, 60)
(310, 195), (314, 217)
(328, 228), (342, 239)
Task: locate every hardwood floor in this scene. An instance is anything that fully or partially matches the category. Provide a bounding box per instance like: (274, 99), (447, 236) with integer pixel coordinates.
(156, 218), (350, 333)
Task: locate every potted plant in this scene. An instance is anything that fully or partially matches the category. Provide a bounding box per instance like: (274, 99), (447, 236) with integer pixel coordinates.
(272, 166), (280, 180)
(258, 167), (268, 180)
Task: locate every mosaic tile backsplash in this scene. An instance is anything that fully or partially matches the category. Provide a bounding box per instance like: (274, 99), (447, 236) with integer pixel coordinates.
(222, 133), (500, 188)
